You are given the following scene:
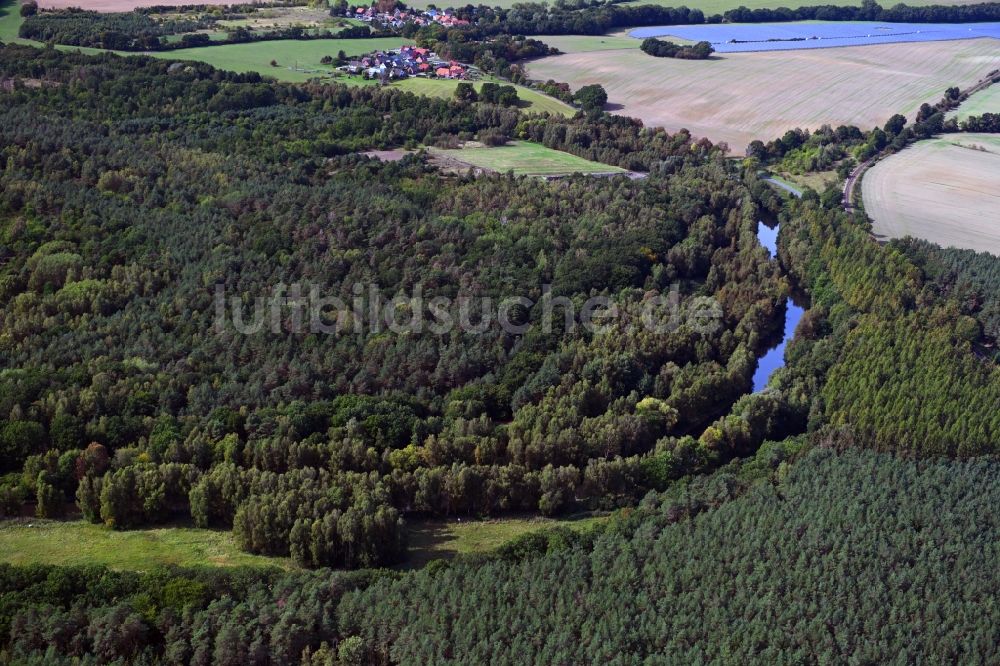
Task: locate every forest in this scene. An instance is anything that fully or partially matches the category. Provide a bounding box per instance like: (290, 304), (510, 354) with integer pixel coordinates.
(2, 20), (1000, 662)
(2, 444), (998, 663)
(0, 46), (785, 567)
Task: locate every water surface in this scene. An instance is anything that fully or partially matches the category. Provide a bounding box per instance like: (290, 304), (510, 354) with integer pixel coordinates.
(752, 221), (804, 391)
(630, 20), (1000, 52)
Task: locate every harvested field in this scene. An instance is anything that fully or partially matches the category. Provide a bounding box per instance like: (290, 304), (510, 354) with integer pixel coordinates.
(428, 141), (625, 176)
(950, 83), (1000, 121)
(527, 39), (1000, 153)
(862, 134), (1000, 255)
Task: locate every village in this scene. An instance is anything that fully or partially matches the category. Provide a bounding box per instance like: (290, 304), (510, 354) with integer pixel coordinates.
(338, 44), (478, 81)
(348, 5), (472, 30)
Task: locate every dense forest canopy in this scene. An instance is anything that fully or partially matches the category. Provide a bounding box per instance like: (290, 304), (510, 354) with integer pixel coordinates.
(2, 445), (998, 663)
(2, 16), (1000, 661)
(0, 46), (791, 567)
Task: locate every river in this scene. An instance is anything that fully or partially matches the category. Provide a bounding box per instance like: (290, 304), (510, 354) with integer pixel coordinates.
(753, 221), (805, 391)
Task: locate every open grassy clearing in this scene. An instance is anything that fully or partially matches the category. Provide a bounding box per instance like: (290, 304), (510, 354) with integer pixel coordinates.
(527, 38), (1000, 153)
(0, 514), (606, 572)
(404, 514), (607, 568)
(429, 140), (625, 175)
(862, 134), (1000, 255)
(950, 82), (1000, 120)
(776, 169), (839, 193)
(0, 519), (292, 571)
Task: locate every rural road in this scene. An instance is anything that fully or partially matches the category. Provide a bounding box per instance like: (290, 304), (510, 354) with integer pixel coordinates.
(842, 72), (999, 213)
(842, 156), (876, 213)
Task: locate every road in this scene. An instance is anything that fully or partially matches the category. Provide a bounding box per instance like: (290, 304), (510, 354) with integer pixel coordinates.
(842, 72), (998, 213)
(842, 155), (877, 213)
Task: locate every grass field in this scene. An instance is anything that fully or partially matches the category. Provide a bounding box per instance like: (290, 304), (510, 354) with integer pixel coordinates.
(0, 519), (291, 570)
(0, 0), (23, 43)
(0, 514), (606, 571)
(405, 514), (606, 568)
(862, 134), (1000, 255)
(527, 38), (1000, 153)
(430, 140), (625, 176)
(950, 83), (1000, 121)
(143, 37), (409, 81)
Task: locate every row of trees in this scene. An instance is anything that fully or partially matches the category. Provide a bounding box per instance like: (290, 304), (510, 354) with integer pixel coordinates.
(428, 0), (1000, 39)
(19, 6), (394, 51)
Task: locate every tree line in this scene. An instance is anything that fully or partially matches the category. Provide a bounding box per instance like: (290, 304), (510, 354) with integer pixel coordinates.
(640, 37), (714, 59)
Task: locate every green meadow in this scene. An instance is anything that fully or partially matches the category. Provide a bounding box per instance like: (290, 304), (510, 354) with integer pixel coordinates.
(0, 520), (291, 571)
(431, 140), (626, 176)
(0, 514), (607, 572)
(950, 83), (1000, 120)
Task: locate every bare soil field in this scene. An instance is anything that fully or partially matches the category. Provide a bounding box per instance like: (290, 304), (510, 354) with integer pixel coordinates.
(527, 39), (1000, 153)
(862, 134), (1000, 255)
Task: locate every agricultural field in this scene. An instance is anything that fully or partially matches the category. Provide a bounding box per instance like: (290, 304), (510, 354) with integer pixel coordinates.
(429, 140), (626, 176)
(0, 519), (291, 570)
(950, 82), (1000, 120)
(862, 134), (1000, 254)
(527, 38), (1000, 153)
(529, 33), (648, 53)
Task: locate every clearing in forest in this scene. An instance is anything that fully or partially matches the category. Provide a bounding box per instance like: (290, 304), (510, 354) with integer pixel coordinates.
(428, 141), (626, 176)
